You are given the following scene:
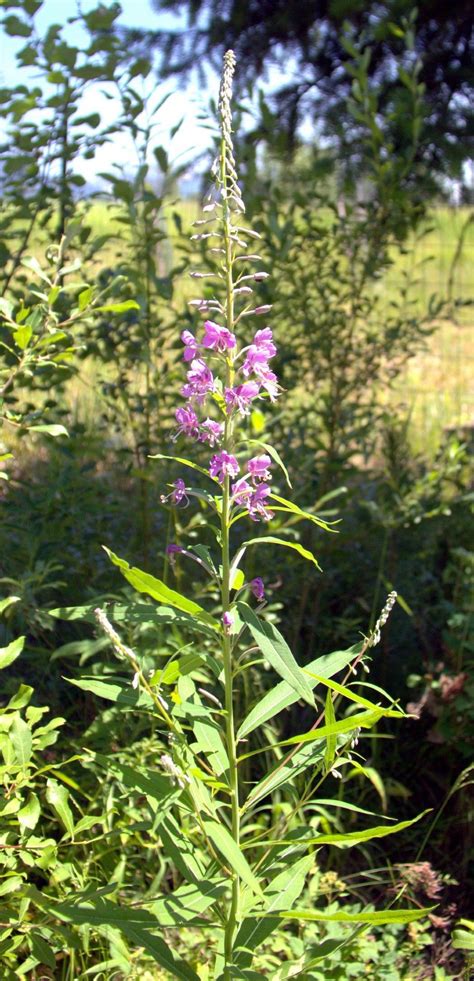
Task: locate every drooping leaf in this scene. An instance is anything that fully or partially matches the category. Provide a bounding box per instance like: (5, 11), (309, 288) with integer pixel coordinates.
(243, 536), (321, 569)
(237, 603), (314, 707)
(269, 493), (337, 533)
(323, 688), (337, 773)
(251, 810), (431, 849)
(304, 670), (405, 718)
(66, 677), (153, 710)
(150, 878), (227, 926)
(104, 548), (219, 630)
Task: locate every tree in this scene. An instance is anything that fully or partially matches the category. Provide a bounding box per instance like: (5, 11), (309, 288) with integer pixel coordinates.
(135, 0), (473, 192)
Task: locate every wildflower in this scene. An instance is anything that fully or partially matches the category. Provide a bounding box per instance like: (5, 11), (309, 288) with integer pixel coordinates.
(231, 476), (253, 506)
(250, 577), (265, 601)
(209, 451), (239, 483)
(224, 381), (260, 416)
(161, 478), (188, 506)
(247, 454), (272, 483)
(248, 483), (274, 522)
(202, 320), (236, 353)
(181, 329), (199, 361)
(242, 327), (276, 376)
(166, 543), (184, 567)
(181, 358), (215, 404)
(370, 590), (397, 647)
(175, 404), (200, 439)
(161, 753), (190, 790)
(200, 418), (224, 447)
(222, 611), (234, 632)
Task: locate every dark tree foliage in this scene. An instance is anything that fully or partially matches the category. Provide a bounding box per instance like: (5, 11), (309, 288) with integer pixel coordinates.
(140, 0), (473, 187)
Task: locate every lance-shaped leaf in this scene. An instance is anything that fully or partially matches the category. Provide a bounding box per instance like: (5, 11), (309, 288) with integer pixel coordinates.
(250, 810), (430, 849)
(275, 905), (435, 925)
(50, 601), (215, 637)
(66, 677), (154, 710)
(237, 603), (314, 707)
(104, 548), (219, 630)
(32, 894), (200, 980)
(150, 878), (227, 926)
(243, 741), (326, 811)
(304, 670), (406, 718)
(203, 819), (264, 898)
(242, 536), (321, 569)
(269, 493), (337, 532)
(234, 854), (314, 966)
(238, 643), (362, 740)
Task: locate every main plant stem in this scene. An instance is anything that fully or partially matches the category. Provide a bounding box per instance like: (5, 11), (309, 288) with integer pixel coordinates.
(220, 134), (240, 977)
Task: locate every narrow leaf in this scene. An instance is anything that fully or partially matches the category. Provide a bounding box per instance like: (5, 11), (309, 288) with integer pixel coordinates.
(238, 643), (361, 740)
(104, 548), (219, 629)
(203, 820), (264, 898)
(243, 536), (321, 569)
(0, 636), (24, 670)
(237, 603), (314, 707)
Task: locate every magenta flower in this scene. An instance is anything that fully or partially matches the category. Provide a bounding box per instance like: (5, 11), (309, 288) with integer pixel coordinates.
(200, 419), (224, 447)
(242, 327), (276, 376)
(258, 367), (279, 402)
(248, 454), (272, 483)
(166, 543), (185, 567)
(161, 478), (189, 506)
(202, 320), (236, 353)
(209, 451), (240, 484)
(181, 329), (199, 362)
(175, 405), (200, 439)
(181, 358), (215, 404)
(222, 610), (234, 632)
(225, 381), (260, 416)
(248, 483), (274, 522)
(250, 577), (265, 601)
(231, 476), (253, 506)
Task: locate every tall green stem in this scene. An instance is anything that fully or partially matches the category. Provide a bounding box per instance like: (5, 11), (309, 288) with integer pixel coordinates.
(220, 132), (240, 976)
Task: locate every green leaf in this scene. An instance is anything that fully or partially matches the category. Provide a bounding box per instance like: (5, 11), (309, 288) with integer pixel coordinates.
(0, 635), (24, 670)
(13, 324), (32, 349)
(323, 688), (337, 773)
(10, 714), (32, 766)
(21, 255), (50, 282)
(66, 677), (153, 710)
(277, 708), (386, 748)
(35, 895), (200, 980)
(104, 548), (219, 630)
(244, 741), (325, 810)
(238, 643), (362, 739)
(29, 932), (56, 970)
(17, 792), (41, 831)
(253, 810), (431, 849)
(29, 424), (69, 437)
(78, 286), (94, 311)
(269, 494), (336, 533)
(159, 814), (207, 885)
(150, 878), (227, 926)
(243, 536), (321, 569)
(0, 596), (20, 616)
(235, 854), (314, 966)
(304, 670), (405, 718)
(203, 819), (264, 898)
(237, 603), (314, 707)
(93, 300), (140, 313)
(276, 905), (435, 925)
(50, 601), (214, 636)
(45, 779), (75, 836)
(150, 452), (215, 482)
(89, 753), (179, 812)
(192, 716), (229, 778)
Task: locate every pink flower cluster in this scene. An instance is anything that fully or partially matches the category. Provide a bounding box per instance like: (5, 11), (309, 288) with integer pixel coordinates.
(207, 451), (274, 521)
(172, 318), (279, 522)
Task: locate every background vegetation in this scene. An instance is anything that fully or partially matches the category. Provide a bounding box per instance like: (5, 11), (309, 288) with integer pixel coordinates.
(0, 0), (472, 977)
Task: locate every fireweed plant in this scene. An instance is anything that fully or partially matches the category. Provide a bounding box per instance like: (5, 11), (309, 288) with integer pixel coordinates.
(94, 52), (432, 980)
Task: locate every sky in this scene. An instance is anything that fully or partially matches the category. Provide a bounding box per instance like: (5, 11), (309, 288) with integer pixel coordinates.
(0, 0), (217, 189)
